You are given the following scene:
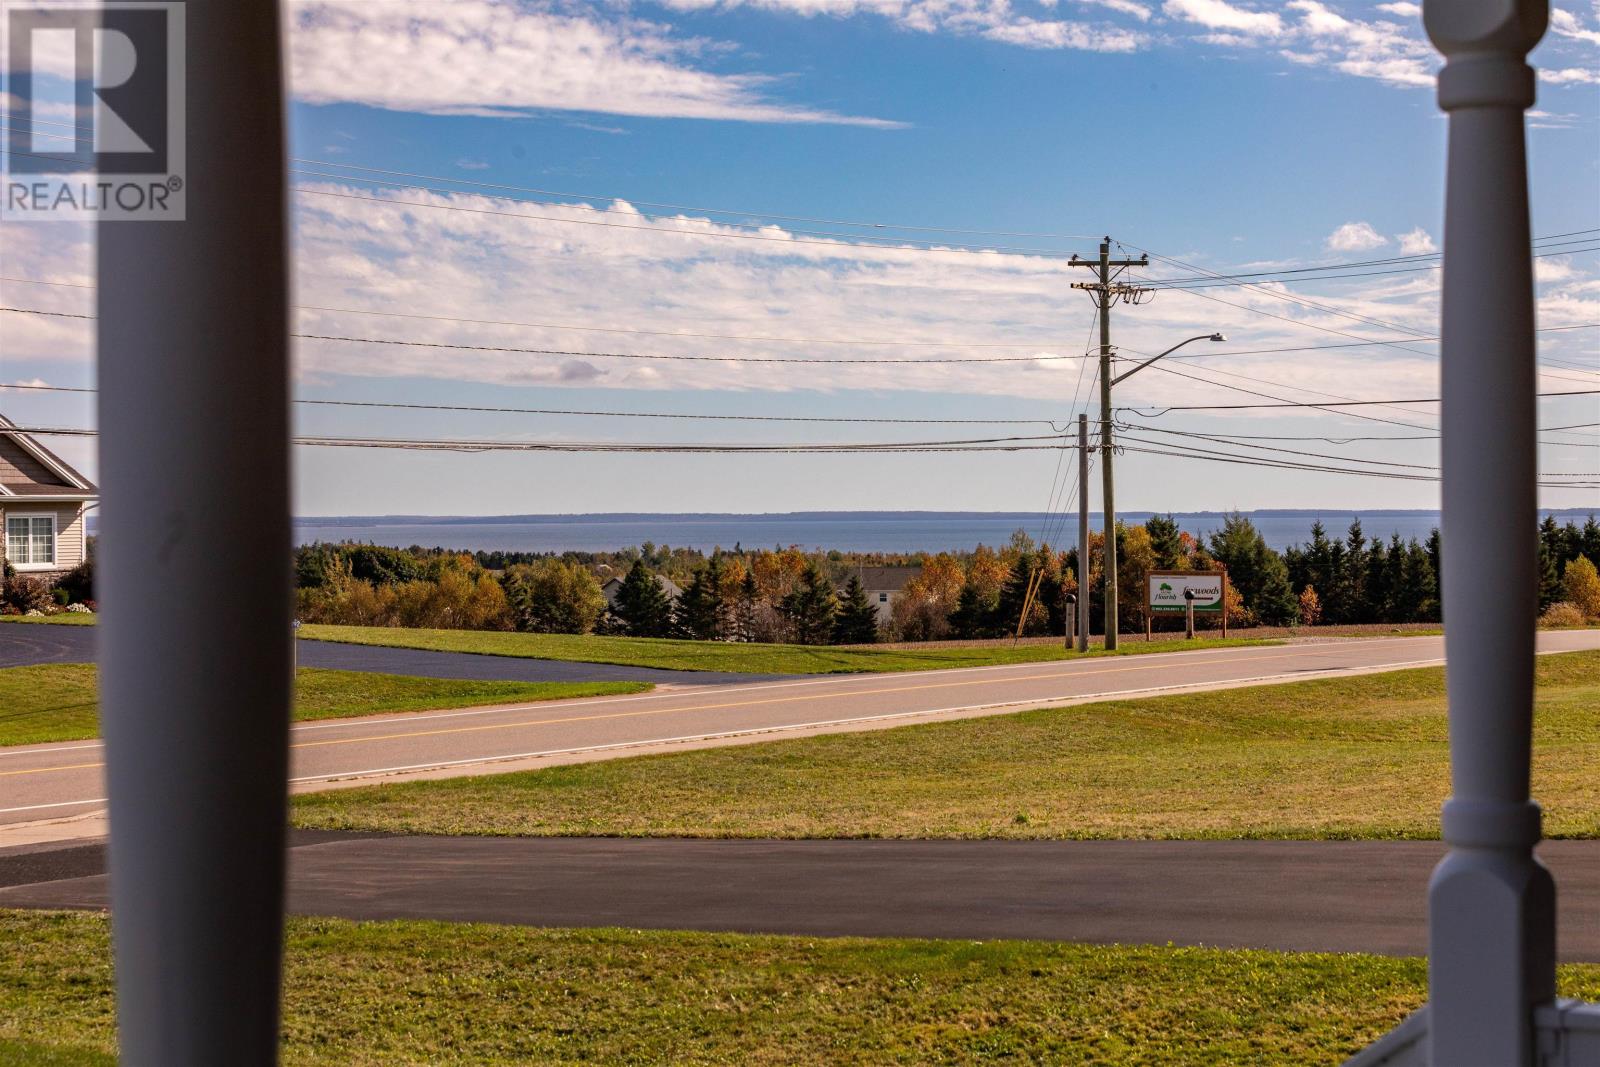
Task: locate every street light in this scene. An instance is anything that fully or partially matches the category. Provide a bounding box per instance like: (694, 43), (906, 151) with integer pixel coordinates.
(1098, 331), (1225, 650)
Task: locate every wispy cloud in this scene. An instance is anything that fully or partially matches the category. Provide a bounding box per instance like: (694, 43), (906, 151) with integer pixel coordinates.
(656, 0), (1146, 52)
(288, 0), (903, 127)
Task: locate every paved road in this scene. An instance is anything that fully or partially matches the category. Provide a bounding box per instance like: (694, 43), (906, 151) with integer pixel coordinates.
(0, 622), (774, 686)
(3, 630), (1597, 828)
(3, 834), (1598, 959)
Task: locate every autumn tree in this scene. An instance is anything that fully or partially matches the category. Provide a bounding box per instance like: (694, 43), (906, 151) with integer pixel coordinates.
(503, 559), (604, 634)
(1562, 555), (1600, 618)
(1298, 585), (1322, 627)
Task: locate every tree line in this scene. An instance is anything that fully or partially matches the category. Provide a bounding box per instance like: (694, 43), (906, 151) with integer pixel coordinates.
(290, 512), (1600, 642)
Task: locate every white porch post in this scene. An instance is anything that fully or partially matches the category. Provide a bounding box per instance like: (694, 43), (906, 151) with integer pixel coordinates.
(1424, 2), (1553, 1065)
(96, 0), (291, 1062)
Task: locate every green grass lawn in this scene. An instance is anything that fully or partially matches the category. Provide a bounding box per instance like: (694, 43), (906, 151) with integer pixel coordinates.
(0, 613), (96, 625)
(298, 623), (1278, 674)
(8, 909), (1599, 1065)
(0, 664), (648, 748)
(294, 651), (1600, 840)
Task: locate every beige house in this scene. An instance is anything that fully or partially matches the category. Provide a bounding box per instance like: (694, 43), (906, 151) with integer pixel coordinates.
(857, 565), (921, 623)
(0, 416), (97, 581)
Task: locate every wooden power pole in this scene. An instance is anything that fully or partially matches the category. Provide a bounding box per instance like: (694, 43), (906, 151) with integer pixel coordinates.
(1070, 237), (1148, 650)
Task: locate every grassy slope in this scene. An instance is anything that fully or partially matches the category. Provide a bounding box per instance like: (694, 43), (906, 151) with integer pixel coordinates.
(0, 664), (647, 748)
(295, 651), (1600, 840)
(298, 623), (1276, 674)
(7, 910), (1600, 1066)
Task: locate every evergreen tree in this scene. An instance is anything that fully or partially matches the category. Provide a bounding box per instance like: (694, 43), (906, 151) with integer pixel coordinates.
(1145, 514), (1185, 569)
(1362, 537), (1393, 622)
(1426, 528), (1443, 619)
(1342, 520), (1369, 622)
(1538, 516), (1565, 611)
(674, 557), (725, 640)
(611, 558), (674, 637)
(832, 575), (880, 644)
(1398, 539), (1438, 622)
(1207, 512), (1296, 625)
(781, 562), (839, 645)
(730, 569), (761, 642)
(948, 580), (1001, 638)
(1581, 516), (1600, 567)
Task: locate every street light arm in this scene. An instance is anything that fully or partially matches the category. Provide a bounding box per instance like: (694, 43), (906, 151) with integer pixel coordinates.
(1109, 333), (1225, 386)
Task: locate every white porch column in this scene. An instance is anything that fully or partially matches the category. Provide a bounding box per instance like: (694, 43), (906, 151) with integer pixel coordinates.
(1424, 2), (1552, 1065)
(96, 0), (291, 1062)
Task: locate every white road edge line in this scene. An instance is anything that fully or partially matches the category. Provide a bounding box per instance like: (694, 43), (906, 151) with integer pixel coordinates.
(286, 657), (1449, 786)
(1, 635), (1433, 756)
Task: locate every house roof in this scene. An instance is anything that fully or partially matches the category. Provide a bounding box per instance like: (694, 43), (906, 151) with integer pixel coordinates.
(601, 573), (683, 599)
(0, 414), (97, 499)
(855, 565), (921, 592)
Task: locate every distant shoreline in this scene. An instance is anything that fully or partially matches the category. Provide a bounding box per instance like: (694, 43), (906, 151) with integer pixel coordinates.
(293, 508), (1596, 528)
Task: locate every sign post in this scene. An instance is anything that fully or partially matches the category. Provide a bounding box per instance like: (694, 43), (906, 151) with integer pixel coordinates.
(1147, 570), (1225, 639)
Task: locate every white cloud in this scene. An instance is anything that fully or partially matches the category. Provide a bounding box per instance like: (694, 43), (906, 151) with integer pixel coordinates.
(288, 1), (901, 126)
(1326, 221), (1388, 253)
(981, 17), (1143, 49)
(1163, 0), (1282, 36)
(1396, 227), (1436, 255)
(1374, 2), (1419, 17)
(1540, 66), (1600, 84)
(655, 0), (1147, 51)
(1549, 8), (1600, 45)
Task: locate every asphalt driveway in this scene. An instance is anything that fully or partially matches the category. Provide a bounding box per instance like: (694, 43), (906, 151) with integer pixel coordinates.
(0, 622), (774, 687)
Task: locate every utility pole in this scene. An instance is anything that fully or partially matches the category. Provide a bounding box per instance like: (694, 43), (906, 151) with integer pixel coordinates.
(1070, 237), (1148, 649)
(1076, 412), (1090, 653)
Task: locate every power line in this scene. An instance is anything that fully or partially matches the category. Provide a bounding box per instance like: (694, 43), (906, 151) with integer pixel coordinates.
(5, 275), (1595, 360)
(1116, 440), (1599, 489)
(0, 308), (1089, 364)
(1135, 235), (1600, 288)
(1120, 241), (1436, 341)
(1114, 421), (1600, 449)
(1133, 245), (1600, 291)
(1115, 423), (1599, 475)
(0, 381), (1070, 426)
(1, 426), (1077, 453)
(1139, 359), (1441, 432)
(1122, 388), (1600, 414)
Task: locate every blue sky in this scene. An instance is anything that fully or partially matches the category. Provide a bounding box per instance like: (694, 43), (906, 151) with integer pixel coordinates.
(2, 0), (1597, 517)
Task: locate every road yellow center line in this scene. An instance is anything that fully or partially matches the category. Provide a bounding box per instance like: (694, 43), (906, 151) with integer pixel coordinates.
(0, 642), (1402, 778)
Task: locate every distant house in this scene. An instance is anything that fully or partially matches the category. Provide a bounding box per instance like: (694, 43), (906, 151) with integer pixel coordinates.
(0, 415), (96, 581)
(856, 565), (921, 623)
(600, 573), (683, 607)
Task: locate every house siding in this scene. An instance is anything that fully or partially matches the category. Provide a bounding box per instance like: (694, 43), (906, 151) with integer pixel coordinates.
(2, 502), (88, 574)
(0, 437), (69, 487)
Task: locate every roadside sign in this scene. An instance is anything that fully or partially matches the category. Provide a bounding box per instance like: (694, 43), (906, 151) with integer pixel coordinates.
(1148, 571), (1224, 613)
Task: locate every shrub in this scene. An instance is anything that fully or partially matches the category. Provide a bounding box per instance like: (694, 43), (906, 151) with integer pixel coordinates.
(2, 575), (53, 613)
(1539, 601), (1586, 628)
(56, 557), (93, 604)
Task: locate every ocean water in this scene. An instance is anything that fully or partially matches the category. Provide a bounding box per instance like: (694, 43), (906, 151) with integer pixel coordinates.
(291, 510), (1594, 555)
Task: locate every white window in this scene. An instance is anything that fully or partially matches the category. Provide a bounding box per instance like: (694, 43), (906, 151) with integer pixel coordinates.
(5, 514), (56, 569)
(878, 593), (888, 603)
